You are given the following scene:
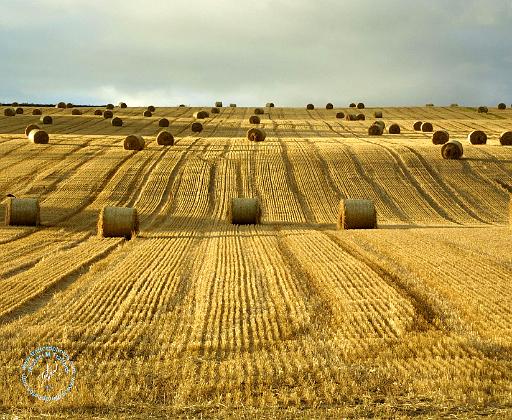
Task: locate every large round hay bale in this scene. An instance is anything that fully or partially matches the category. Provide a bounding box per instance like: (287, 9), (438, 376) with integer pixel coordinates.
(337, 199), (376, 230)
(66, 103), (73, 108)
(326, 103), (334, 109)
(247, 128), (266, 142)
(368, 124), (383, 136)
(71, 109), (82, 115)
(103, 110), (113, 119)
(106, 103), (114, 110)
(56, 102), (66, 109)
(119, 102), (127, 108)
(215, 101), (223, 107)
(357, 102), (365, 109)
(254, 108), (264, 115)
(94, 109), (103, 116)
(25, 124), (40, 137)
(111, 117), (123, 127)
(306, 104), (314, 110)
(468, 130), (487, 145)
(191, 122), (203, 133)
(5, 197), (40, 226)
(28, 129), (49, 144)
(143, 110), (152, 117)
(156, 130), (174, 146)
(477, 106), (488, 113)
(441, 140), (463, 159)
(373, 120), (385, 131)
(413, 121), (423, 131)
(356, 113), (365, 121)
(421, 122), (433, 132)
(40, 115), (53, 124)
(229, 103), (237, 108)
(4, 108), (15, 117)
(229, 198), (261, 225)
(158, 118), (169, 127)
(349, 103), (356, 108)
(124, 135), (145, 151)
(249, 115), (261, 124)
(336, 112), (345, 119)
(147, 105), (156, 112)
(345, 114), (357, 121)
(193, 110), (209, 119)
(388, 123), (401, 134)
(32, 108), (42, 116)
(266, 102), (275, 107)
(15, 107), (23, 114)
(432, 130), (449, 145)
(498, 103), (506, 110)
(374, 111), (383, 118)
(97, 206), (139, 239)
(211, 107), (220, 114)
(499, 131), (512, 146)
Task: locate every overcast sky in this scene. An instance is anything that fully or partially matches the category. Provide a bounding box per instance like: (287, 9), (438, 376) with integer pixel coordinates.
(1, 0), (511, 107)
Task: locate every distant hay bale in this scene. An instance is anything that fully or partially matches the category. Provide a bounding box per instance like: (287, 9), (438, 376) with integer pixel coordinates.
(247, 128), (266, 142)
(211, 107), (220, 114)
(191, 122), (203, 133)
(356, 113), (365, 121)
(388, 123), (401, 134)
(56, 102), (66, 109)
(374, 111), (383, 118)
(306, 104), (315, 110)
(179, 104), (186, 107)
(11, 102), (18, 107)
(413, 121), (423, 131)
(119, 102), (127, 108)
(66, 103), (73, 108)
(156, 130), (174, 146)
(421, 122), (433, 132)
(147, 105), (156, 112)
(5, 197), (40, 226)
(337, 199), (376, 230)
(124, 135), (145, 151)
(229, 103), (237, 108)
(441, 140), (463, 159)
(71, 109), (82, 115)
(450, 103), (459, 107)
(111, 117), (123, 127)
(229, 198), (261, 225)
(103, 110), (114, 119)
(32, 108), (42, 115)
(349, 103), (356, 108)
(498, 103), (506, 110)
(97, 206), (139, 239)
(357, 103), (365, 109)
(477, 106), (488, 113)
(25, 124), (40, 137)
(499, 131), (512, 146)
(249, 115), (261, 124)
(254, 108), (264, 115)
(94, 109), (103, 116)
(158, 118), (169, 127)
(193, 111), (209, 119)
(28, 129), (49, 144)
(426, 103), (434, 107)
(345, 114), (357, 121)
(468, 130), (487, 145)
(368, 124), (383, 136)
(432, 130), (449, 145)
(336, 112), (345, 119)
(266, 102), (275, 107)
(143, 110), (152, 117)
(4, 108), (15, 117)
(40, 115), (53, 124)
(215, 101), (223, 107)
(15, 107), (23, 114)
(106, 103), (114, 110)
(326, 103), (334, 109)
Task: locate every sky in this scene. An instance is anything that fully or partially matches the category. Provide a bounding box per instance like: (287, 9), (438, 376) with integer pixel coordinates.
(0, 0), (511, 107)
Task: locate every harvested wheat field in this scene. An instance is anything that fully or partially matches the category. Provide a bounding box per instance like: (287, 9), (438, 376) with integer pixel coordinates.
(0, 104), (511, 419)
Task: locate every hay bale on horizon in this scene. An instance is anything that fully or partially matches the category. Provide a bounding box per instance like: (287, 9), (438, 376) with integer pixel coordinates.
(28, 129), (49, 144)
(15, 107), (23, 114)
(143, 110), (152, 117)
(499, 131), (512, 146)
(5, 197), (40, 227)
(193, 110), (209, 119)
(32, 109), (42, 115)
(56, 102), (66, 109)
(111, 117), (123, 127)
(254, 108), (264, 115)
(266, 102), (275, 107)
(326, 103), (334, 109)
(11, 102), (18, 107)
(215, 101), (223, 107)
(66, 103), (73, 108)
(450, 103), (459, 107)
(147, 105), (156, 112)
(124, 135), (145, 151)
(156, 130), (174, 146)
(103, 110), (114, 119)
(336, 112), (345, 119)
(229, 198), (261, 225)
(426, 103), (434, 107)
(498, 103), (506, 110)
(374, 111), (383, 118)
(71, 109), (82, 115)
(97, 206), (139, 239)
(442, 140), (463, 159)
(249, 115), (261, 124)
(247, 128), (266, 142)
(25, 124), (40, 137)
(413, 121), (423, 131)
(468, 130), (487, 145)
(179, 104), (186, 108)
(106, 104), (114, 110)
(388, 123), (401, 134)
(477, 106), (488, 113)
(158, 118), (169, 127)
(211, 107), (220, 114)
(306, 104), (315, 110)
(40, 115), (52, 124)
(349, 103), (356, 108)
(421, 122), (433, 132)
(4, 108), (15, 117)
(119, 102), (127, 108)
(191, 122), (203, 133)
(337, 199), (376, 230)
(357, 102), (365, 109)
(432, 130), (449, 145)
(229, 103), (237, 108)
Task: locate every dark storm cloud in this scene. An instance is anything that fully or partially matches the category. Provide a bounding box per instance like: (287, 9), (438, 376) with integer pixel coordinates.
(1, 0), (511, 106)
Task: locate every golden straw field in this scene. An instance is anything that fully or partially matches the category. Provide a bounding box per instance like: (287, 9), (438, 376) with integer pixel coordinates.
(0, 104), (511, 418)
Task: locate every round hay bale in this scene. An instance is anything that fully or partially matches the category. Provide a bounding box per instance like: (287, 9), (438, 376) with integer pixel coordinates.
(373, 120), (385, 131)
(477, 106), (488, 113)
(432, 130), (449, 145)
(11, 102), (18, 107)
(191, 122), (203, 133)
(147, 105), (156, 112)
(179, 104), (186, 108)
(94, 109), (103, 116)
(426, 103), (434, 107)
(211, 107), (220, 114)
(498, 103), (506, 110)
(4, 108), (15, 117)
(97, 206), (139, 239)
(336, 112), (345, 119)
(156, 130), (174, 146)
(326, 103), (334, 109)
(254, 108), (264, 115)
(124, 135), (145, 151)
(356, 113), (366, 121)
(32, 108), (42, 116)
(374, 111), (383, 118)
(413, 121), (423, 131)
(158, 118), (169, 127)
(357, 102), (365, 109)
(388, 123), (401, 134)
(247, 128), (266, 142)
(66, 103), (73, 108)
(229, 103), (237, 108)
(349, 103), (356, 108)
(306, 104), (314, 110)
(40, 115), (53, 124)
(28, 129), (49, 144)
(5, 197), (40, 226)
(193, 111), (209, 119)
(71, 109), (82, 115)
(266, 102), (275, 108)
(337, 199), (376, 230)
(421, 122), (433, 132)
(143, 110), (152, 117)
(468, 130), (487, 145)
(249, 115), (261, 124)
(368, 124), (383, 136)
(111, 117), (123, 127)
(25, 124), (40, 137)
(119, 102), (127, 108)
(441, 140), (463, 159)
(56, 102), (66, 109)
(499, 131), (512, 146)
(15, 107), (23, 114)
(215, 101), (223, 107)
(450, 103), (459, 107)
(229, 198), (261, 225)
(345, 114), (357, 121)
(103, 110), (113, 119)
(106, 103), (114, 110)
